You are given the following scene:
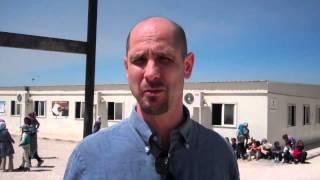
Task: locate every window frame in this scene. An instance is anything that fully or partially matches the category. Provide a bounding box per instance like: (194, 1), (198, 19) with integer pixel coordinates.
(211, 103), (237, 127)
(51, 101), (69, 117)
(75, 101), (85, 119)
(287, 104), (296, 127)
(11, 100), (21, 116)
(316, 105), (320, 124)
(0, 101), (5, 113)
(303, 104), (310, 125)
(34, 100), (46, 117)
(107, 102), (123, 121)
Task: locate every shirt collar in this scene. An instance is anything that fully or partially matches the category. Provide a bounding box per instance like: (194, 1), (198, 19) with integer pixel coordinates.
(128, 105), (193, 148)
(177, 106), (193, 144)
(128, 107), (153, 146)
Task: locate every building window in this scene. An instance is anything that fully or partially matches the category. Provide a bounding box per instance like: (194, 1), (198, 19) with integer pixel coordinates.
(51, 101), (69, 117)
(212, 103), (235, 126)
(11, 101), (21, 116)
(0, 101), (5, 113)
(303, 105), (310, 125)
(34, 101), (46, 117)
(316, 106), (320, 124)
(107, 102), (123, 120)
(288, 105), (296, 126)
(75, 102), (85, 119)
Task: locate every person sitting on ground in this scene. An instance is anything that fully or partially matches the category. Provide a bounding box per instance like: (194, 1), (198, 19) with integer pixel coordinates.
(293, 139), (307, 163)
(245, 137), (254, 149)
(0, 119), (15, 172)
(17, 125), (32, 171)
(247, 139), (262, 161)
(272, 141), (283, 163)
(283, 142), (294, 163)
(260, 138), (273, 159)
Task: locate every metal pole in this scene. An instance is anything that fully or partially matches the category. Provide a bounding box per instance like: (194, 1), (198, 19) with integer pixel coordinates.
(83, 0), (98, 138)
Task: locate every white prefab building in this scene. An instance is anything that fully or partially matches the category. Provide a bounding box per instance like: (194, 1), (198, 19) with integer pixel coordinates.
(0, 81), (320, 144)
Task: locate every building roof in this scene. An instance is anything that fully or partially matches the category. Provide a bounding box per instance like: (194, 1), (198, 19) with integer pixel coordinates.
(1, 80), (320, 98)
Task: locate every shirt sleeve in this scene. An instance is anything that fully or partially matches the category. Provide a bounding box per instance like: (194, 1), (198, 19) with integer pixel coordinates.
(64, 147), (86, 180)
(34, 118), (40, 129)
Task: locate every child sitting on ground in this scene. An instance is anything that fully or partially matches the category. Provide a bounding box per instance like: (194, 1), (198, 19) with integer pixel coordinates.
(260, 138), (273, 159)
(247, 139), (262, 161)
(272, 141), (282, 163)
(293, 139), (307, 163)
(17, 124), (32, 171)
(283, 142), (294, 163)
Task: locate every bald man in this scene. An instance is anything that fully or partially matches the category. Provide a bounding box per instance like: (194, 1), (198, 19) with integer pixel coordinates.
(64, 16), (239, 180)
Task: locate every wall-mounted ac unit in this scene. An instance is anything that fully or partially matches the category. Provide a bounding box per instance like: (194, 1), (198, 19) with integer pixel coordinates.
(16, 93), (32, 103)
(183, 92), (201, 107)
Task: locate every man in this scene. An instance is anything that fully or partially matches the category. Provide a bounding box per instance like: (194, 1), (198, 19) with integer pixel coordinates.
(64, 16), (239, 180)
(92, 116), (102, 133)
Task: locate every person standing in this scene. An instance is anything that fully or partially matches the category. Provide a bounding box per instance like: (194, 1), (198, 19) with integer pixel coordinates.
(64, 16), (239, 180)
(24, 112), (44, 167)
(92, 116), (102, 133)
(236, 122), (250, 159)
(0, 119), (15, 172)
(17, 124), (32, 171)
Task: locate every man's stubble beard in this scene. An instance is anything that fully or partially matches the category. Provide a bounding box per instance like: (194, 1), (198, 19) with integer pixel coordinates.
(139, 94), (169, 115)
(136, 79), (170, 115)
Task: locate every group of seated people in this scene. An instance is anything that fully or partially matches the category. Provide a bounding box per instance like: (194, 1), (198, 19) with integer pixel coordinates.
(227, 134), (308, 164)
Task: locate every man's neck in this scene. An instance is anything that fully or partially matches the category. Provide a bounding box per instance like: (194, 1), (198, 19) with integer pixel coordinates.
(137, 103), (184, 149)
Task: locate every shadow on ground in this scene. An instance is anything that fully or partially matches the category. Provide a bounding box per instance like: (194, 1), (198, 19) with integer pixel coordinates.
(305, 140), (320, 151)
(41, 156), (57, 159)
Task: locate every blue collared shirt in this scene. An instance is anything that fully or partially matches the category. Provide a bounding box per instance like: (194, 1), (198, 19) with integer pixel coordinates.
(64, 106), (239, 180)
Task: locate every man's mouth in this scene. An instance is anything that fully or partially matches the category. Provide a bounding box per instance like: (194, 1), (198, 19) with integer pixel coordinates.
(143, 88), (165, 96)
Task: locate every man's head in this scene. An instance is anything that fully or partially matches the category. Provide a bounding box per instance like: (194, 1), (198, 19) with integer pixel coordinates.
(124, 17), (194, 115)
(0, 120), (6, 130)
(243, 122), (248, 127)
(282, 134), (288, 140)
(126, 17), (188, 57)
(29, 112), (37, 118)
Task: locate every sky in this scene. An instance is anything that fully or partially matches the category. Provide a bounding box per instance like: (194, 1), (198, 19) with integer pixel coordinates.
(0, 0), (320, 86)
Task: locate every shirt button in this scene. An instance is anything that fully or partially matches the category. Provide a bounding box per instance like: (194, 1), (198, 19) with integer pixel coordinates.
(185, 143), (190, 149)
(153, 136), (158, 142)
(145, 146), (150, 153)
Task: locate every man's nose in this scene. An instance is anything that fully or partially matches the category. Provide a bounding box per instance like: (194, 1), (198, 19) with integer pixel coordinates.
(144, 59), (160, 81)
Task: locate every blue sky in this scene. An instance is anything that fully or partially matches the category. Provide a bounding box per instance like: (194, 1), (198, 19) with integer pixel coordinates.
(1, 0), (320, 86)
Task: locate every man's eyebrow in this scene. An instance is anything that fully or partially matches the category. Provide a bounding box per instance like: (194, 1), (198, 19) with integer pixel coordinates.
(129, 53), (145, 61)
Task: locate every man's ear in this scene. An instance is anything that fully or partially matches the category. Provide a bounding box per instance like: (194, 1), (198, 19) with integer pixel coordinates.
(124, 56), (128, 79)
(184, 52), (194, 79)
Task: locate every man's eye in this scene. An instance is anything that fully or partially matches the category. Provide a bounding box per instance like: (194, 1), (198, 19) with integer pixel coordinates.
(131, 57), (146, 65)
(158, 56), (173, 64)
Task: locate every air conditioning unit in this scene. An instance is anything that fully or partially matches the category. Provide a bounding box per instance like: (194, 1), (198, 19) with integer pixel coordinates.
(183, 92), (201, 107)
(16, 93), (32, 103)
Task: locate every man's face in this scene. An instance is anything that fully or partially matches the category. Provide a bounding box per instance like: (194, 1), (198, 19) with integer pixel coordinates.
(125, 19), (194, 115)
